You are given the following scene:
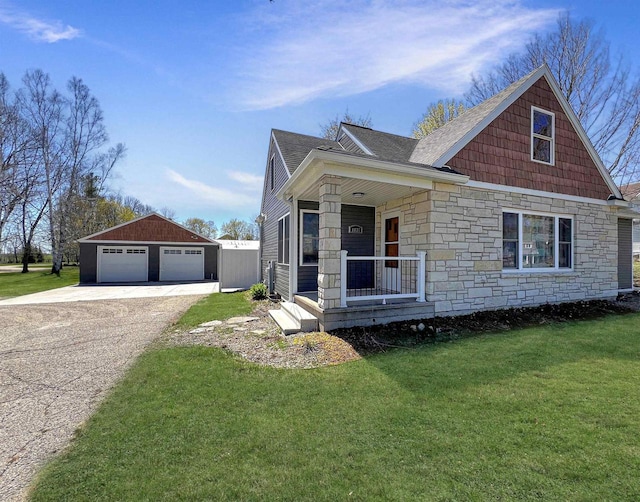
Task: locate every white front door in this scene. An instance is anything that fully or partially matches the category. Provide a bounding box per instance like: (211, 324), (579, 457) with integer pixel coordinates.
(382, 214), (401, 293)
(97, 246), (148, 283)
(159, 247), (205, 281)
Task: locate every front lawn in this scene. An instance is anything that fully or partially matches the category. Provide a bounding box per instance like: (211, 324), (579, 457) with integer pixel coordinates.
(30, 313), (640, 500)
(0, 267), (79, 299)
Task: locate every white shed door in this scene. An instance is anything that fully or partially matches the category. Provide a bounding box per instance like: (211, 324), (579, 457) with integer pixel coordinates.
(160, 247), (204, 281)
(97, 246), (148, 283)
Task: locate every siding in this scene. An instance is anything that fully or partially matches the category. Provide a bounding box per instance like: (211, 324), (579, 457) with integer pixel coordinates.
(87, 214), (213, 243)
(296, 202), (375, 292)
(338, 133), (365, 154)
(448, 78), (612, 200)
(260, 135), (291, 297)
(618, 218), (633, 289)
(342, 205), (375, 289)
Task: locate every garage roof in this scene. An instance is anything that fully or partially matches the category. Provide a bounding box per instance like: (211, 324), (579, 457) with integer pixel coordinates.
(78, 213), (216, 244)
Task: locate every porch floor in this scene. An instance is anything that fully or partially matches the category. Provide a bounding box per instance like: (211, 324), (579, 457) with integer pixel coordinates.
(293, 293), (435, 331)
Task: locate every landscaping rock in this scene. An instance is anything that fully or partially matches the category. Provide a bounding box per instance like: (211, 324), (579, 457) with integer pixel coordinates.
(200, 320), (223, 327)
(226, 316), (259, 324)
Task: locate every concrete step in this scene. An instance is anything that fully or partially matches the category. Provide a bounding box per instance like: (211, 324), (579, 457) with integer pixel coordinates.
(281, 301), (318, 332)
(269, 309), (301, 335)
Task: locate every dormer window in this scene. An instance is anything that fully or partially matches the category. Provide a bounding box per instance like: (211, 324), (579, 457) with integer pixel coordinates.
(531, 107), (555, 165)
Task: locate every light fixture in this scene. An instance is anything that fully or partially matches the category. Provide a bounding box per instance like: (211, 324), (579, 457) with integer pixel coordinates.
(352, 192), (365, 198)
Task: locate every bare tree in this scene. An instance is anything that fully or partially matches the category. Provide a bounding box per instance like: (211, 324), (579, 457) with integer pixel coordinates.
(320, 109), (372, 140)
(412, 99), (466, 139)
(160, 206), (176, 220)
(467, 13), (640, 187)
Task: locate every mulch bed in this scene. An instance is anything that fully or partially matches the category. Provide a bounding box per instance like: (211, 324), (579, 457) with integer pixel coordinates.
(332, 296), (640, 355)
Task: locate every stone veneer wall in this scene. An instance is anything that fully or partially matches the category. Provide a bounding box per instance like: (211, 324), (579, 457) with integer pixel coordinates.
(376, 183), (618, 316)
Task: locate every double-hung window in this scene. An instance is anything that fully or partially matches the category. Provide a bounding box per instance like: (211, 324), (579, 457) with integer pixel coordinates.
(503, 211), (572, 271)
(531, 107), (555, 164)
(277, 214), (290, 264)
(300, 210), (319, 265)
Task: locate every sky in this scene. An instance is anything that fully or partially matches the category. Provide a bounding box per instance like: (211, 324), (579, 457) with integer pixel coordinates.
(0, 0), (638, 226)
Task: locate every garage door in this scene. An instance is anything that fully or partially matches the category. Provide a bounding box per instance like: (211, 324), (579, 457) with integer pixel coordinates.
(160, 247), (204, 281)
(97, 246), (148, 283)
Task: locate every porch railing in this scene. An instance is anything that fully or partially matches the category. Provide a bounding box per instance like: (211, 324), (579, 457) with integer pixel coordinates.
(339, 250), (426, 307)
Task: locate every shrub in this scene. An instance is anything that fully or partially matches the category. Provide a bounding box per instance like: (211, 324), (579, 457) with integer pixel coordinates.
(249, 282), (268, 300)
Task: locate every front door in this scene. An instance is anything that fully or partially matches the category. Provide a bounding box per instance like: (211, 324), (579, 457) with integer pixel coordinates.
(383, 215), (401, 293)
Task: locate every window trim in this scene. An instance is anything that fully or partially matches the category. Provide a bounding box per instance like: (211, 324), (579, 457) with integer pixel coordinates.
(502, 209), (573, 272)
(299, 209), (320, 267)
(531, 106), (555, 166)
(277, 213), (290, 265)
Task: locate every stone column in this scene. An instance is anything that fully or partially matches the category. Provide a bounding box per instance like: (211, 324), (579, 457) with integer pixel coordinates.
(317, 175), (342, 310)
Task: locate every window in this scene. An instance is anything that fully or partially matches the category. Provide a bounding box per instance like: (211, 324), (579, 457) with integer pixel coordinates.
(270, 155), (275, 191)
(300, 210), (319, 265)
(277, 214), (290, 264)
(502, 211), (572, 271)
(531, 107), (555, 164)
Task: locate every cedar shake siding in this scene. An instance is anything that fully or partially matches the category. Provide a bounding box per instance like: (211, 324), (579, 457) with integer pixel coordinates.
(260, 135), (291, 297)
(87, 214), (213, 243)
(447, 78), (612, 200)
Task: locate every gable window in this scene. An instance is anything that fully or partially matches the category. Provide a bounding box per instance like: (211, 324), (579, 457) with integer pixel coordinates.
(300, 210), (319, 265)
(270, 155), (275, 191)
(502, 211), (572, 271)
(531, 107), (555, 165)
(277, 214), (290, 264)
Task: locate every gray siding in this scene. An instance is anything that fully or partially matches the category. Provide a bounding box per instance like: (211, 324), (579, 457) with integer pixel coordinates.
(260, 135), (291, 297)
(79, 242), (97, 283)
(80, 242), (218, 283)
(342, 205), (375, 290)
(296, 203), (375, 292)
(338, 133), (365, 154)
(618, 218), (633, 289)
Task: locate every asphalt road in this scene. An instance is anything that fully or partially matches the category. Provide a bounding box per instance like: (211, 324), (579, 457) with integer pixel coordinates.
(0, 295), (203, 501)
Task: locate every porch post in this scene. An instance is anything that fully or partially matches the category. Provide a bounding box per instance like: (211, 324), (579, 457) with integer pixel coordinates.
(340, 250), (348, 308)
(417, 250), (426, 302)
(317, 175), (342, 310)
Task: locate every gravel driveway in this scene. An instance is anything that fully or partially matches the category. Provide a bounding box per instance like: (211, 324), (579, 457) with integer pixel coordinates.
(0, 295), (203, 501)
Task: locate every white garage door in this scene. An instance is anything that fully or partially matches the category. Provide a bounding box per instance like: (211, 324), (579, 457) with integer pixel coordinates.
(160, 247), (204, 281)
(97, 246), (148, 283)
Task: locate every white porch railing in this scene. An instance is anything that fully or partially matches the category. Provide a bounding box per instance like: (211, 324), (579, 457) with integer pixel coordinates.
(339, 250), (426, 307)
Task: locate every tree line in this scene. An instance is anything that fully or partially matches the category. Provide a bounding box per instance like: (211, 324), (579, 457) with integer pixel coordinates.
(0, 70), (258, 271)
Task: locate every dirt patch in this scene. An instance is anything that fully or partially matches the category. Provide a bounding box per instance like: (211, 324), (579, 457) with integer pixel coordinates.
(167, 295), (640, 367)
(164, 300), (360, 369)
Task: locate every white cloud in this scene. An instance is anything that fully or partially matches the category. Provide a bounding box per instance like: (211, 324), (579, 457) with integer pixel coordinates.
(0, 4), (81, 43)
(227, 171), (263, 191)
(166, 169), (259, 209)
(234, 0), (560, 110)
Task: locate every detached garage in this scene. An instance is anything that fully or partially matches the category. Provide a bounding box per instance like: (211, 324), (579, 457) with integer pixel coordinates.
(79, 213), (218, 284)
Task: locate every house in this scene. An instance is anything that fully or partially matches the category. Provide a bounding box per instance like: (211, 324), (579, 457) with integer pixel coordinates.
(258, 65), (637, 332)
(79, 213), (219, 283)
(621, 181), (640, 260)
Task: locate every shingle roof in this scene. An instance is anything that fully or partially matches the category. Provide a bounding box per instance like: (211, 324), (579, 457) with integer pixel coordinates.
(621, 181), (640, 201)
(409, 68), (542, 166)
(272, 130), (342, 175)
(341, 124), (418, 162)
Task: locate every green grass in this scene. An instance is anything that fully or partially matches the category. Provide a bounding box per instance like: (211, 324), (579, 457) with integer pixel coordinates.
(0, 267), (79, 298)
(30, 314), (640, 501)
(174, 291), (252, 328)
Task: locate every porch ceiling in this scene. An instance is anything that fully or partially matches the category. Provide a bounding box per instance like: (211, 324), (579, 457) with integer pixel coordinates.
(297, 177), (427, 206)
